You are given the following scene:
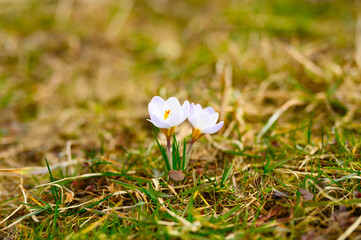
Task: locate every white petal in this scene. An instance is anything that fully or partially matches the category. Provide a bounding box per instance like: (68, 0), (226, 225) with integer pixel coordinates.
(150, 96), (165, 105)
(148, 104), (162, 119)
(209, 112), (219, 126)
(204, 107), (215, 115)
(148, 114), (171, 128)
(148, 96), (165, 118)
(194, 103), (203, 112)
(202, 121), (224, 134)
(181, 100), (190, 120)
(165, 111), (184, 127)
(164, 97), (181, 112)
(196, 111), (214, 129)
(187, 103), (197, 127)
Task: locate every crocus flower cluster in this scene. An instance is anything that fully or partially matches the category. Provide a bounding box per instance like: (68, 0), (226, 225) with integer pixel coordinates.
(148, 96), (224, 173)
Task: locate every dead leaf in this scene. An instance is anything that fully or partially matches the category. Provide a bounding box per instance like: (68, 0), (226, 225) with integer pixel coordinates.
(65, 192), (74, 203)
(273, 189), (288, 198)
(169, 170), (185, 181)
(333, 206), (355, 228)
(301, 231), (326, 240)
(299, 188), (313, 201)
(354, 190), (361, 198)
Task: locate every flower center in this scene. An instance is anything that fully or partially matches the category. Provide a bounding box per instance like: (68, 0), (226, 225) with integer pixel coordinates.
(164, 110), (172, 120)
(192, 128), (203, 141)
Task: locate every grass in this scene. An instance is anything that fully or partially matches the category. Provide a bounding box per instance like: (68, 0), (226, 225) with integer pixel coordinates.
(1, 0), (361, 239)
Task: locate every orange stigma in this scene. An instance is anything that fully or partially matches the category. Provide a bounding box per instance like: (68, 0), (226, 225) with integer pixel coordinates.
(164, 110), (171, 120)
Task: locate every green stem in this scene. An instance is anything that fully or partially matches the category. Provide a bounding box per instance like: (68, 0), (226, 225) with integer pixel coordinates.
(185, 139), (195, 169)
(167, 136), (173, 169)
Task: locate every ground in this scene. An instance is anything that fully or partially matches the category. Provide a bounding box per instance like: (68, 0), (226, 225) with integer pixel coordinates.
(1, 0), (361, 239)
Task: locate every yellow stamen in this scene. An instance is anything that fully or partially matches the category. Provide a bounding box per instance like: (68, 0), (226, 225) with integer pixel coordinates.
(164, 110), (171, 120)
(160, 127), (176, 138)
(192, 128), (204, 141)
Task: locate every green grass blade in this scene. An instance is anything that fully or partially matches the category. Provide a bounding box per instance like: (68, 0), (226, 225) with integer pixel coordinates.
(153, 133), (170, 171)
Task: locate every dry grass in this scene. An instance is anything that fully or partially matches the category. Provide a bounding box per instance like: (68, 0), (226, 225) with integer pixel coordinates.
(1, 0), (361, 239)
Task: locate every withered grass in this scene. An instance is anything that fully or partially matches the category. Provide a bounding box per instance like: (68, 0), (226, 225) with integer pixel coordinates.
(1, 0), (361, 239)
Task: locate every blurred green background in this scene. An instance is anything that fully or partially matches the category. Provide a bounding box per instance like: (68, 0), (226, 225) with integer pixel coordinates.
(0, 0), (360, 168)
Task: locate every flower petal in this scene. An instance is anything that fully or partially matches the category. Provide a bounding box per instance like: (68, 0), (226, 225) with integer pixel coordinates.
(187, 103), (197, 127)
(181, 100), (190, 120)
(164, 97), (181, 112)
(201, 121), (224, 134)
(196, 111), (214, 129)
(209, 112), (219, 126)
(148, 96), (165, 118)
(204, 107), (215, 115)
(165, 111), (184, 127)
(194, 103), (203, 112)
(148, 104), (162, 119)
(148, 114), (171, 129)
(150, 96), (165, 106)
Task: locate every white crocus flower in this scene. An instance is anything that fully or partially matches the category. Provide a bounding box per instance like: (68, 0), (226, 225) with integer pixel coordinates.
(188, 103), (224, 142)
(148, 96), (190, 137)
(148, 96), (189, 170)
